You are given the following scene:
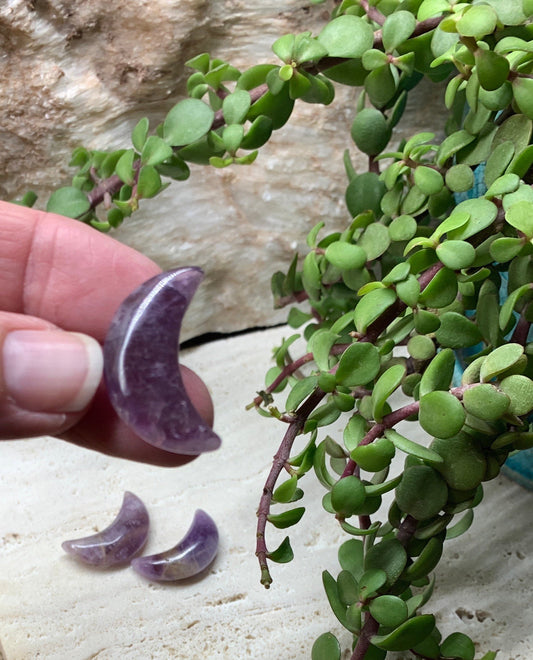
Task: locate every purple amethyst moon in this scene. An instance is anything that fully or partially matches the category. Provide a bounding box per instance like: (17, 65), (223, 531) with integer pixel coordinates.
(61, 491), (149, 567)
(103, 267), (221, 455)
(131, 509), (219, 581)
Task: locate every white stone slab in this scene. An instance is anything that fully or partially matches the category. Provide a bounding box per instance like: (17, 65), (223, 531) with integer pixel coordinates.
(0, 326), (532, 659)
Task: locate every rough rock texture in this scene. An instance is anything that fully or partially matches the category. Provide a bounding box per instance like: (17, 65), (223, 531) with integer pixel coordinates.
(0, 0), (446, 339)
(1, 326), (533, 659)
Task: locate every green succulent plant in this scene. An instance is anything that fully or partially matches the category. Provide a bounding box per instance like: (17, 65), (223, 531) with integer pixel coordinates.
(12, 0), (533, 657)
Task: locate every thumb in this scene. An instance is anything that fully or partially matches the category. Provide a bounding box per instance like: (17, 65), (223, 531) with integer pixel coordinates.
(0, 313), (103, 439)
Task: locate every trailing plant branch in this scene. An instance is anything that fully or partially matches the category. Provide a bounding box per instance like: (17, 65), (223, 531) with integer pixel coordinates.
(351, 613), (380, 660)
(256, 387), (326, 588)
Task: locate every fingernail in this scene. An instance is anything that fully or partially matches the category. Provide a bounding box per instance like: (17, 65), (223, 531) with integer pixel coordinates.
(3, 330), (103, 413)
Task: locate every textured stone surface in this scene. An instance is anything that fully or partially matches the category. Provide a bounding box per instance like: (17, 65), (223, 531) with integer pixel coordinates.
(103, 267), (221, 454)
(1, 326), (533, 658)
(61, 491), (149, 567)
(131, 509), (219, 581)
(0, 0), (447, 340)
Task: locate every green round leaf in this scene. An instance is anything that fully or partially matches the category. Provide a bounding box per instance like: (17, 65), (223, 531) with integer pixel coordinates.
(479, 81), (513, 111)
(447, 198), (498, 240)
(312, 633), (341, 660)
(351, 437), (396, 472)
(389, 214), (417, 241)
(431, 432), (487, 490)
(434, 311), (483, 348)
(365, 65), (398, 108)
(272, 474), (298, 503)
(222, 89), (251, 125)
(499, 375), (533, 416)
(396, 465), (448, 520)
(346, 172), (386, 218)
(463, 383), (510, 421)
(331, 476), (366, 517)
(359, 223), (391, 261)
(414, 309), (441, 334)
(476, 49), (510, 91)
(267, 506), (305, 529)
(419, 348), (455, 397)
(141, 135), (173, 167)
(354, 287), (397, 334)
(382, 11), (416, 52)
(137, 165), (162, 198)
(480, 343), (524, 381)
(318, 15), (374, 58)
(325, 241), (367, 269)
(384, 428), (444, 465)
(302, 251), (321, 300)
(267, 536), (294, 563)
(131, 116), (149, 151)
(343, 414), (368, 452)
(506, 200), (533, 237)
(364, 538), (407, 587)
(372, 615), (435, 652)
(336, 343), (382, 388)
(46, 187), (91, 219)
(445, 164), (475, 193)
(163, 98), (215, 146)
(419, 267), (458, 308)
(436, 240), (476, 270)
(407, 334), (436, 360)
(414, 166), (444, 196)
(338, 538), (364, 578)
(370, 595), (408, 628)
(513, 77), (533, 120)
(372, 363), (406, 422)
(362, 48), (390, 71)
(490, 236), (525, 262)
(456, 5), (498, 38)
(396, 275), (421, 307)
(419, 390), (466, 439)
(440, 632), (475, 660)
(337, 569), (359, 606)
(351, 108), (392, 156)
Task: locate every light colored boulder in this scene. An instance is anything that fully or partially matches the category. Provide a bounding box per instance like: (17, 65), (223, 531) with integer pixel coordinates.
(0, 0), (445, 339)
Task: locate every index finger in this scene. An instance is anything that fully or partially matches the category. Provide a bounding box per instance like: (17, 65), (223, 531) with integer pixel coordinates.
(0, 201), (161, 342)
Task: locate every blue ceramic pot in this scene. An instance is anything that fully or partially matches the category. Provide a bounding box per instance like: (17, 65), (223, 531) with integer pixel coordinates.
(452, 164), (533, 489)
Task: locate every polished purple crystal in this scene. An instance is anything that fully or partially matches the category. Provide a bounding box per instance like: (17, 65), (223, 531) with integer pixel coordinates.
(61, 491), (149, 567)
(103, 267), (221, 455)
(131, 509), (219, 581)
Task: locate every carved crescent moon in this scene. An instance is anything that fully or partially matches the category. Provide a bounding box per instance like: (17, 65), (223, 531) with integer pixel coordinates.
(131, 509), (219, 581)
(103, 267), (221, 455)
(61, 491), (149, 567)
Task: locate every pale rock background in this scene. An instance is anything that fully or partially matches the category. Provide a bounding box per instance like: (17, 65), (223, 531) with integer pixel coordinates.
(0, 0), (446, 339)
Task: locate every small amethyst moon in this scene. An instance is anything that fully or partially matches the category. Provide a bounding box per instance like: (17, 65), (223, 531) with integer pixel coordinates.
(61, 491), (149, 567)
(131, 509), (219, 581)
(103, 267), (221, 455)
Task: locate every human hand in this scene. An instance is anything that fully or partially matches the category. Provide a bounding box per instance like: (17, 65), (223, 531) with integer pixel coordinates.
(0, 200), (214, 466)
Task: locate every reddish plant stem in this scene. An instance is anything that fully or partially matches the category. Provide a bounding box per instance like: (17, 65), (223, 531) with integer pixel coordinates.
(369, 154), (380, 174)
(251, 343), (352, 407)
(359, 0), (387, 26)
(365, 262), (443, 345)
(351, 612), (380, 660)
(511, 314), (531, 346)
(396, 513), (418, 546)
(212, 83), (268, 130)
(341, 399), (420, 478)
(275, 289), (310, 308)
(256, 388), (326, 588)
